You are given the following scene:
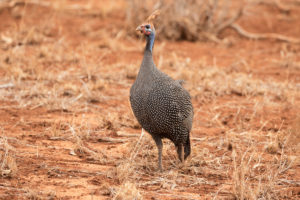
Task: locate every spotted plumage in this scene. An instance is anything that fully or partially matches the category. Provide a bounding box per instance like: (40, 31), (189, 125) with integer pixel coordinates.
(130, 12), (193, 170)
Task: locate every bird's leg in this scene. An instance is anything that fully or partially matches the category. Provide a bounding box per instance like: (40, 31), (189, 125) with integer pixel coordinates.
(179, 143), (184, 164)
(177, 143), (185, 169)
(152, 136), (163, 172)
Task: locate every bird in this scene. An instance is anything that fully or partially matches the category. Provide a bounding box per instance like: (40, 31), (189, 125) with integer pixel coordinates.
(129, 10), (193, 171)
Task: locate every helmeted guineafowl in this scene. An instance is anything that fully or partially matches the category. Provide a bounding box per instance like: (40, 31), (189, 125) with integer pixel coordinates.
(130, 11), (193, 171)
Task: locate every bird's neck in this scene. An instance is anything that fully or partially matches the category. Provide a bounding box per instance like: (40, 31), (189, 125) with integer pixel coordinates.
(145, 33), (155, 53)
(138, 33), (157, 75)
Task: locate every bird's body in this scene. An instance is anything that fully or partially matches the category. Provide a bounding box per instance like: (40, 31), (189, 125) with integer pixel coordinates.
(130, 19), (193, 170)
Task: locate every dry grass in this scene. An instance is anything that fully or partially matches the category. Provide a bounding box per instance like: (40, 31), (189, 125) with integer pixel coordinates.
(0, 0), (299, 199)
(289, 115), (300, 153)
(231, 131), (297, 199)
(0, 137), (18, 178)
(112, 181), (142, 200)
(126, 0), (244, 41)
(171, 58), (299, 103)
(1, 38), (299, 197)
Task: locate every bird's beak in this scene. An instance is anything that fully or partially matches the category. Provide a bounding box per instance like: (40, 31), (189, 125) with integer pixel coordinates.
(136, 25), (143, 33)
(136, 25), (142, 31)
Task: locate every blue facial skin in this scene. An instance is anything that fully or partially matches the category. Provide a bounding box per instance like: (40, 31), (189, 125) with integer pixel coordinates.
(145, 25), (155, 53)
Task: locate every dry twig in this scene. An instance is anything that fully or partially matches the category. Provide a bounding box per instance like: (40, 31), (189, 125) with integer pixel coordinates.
(230, 23), (300, 44)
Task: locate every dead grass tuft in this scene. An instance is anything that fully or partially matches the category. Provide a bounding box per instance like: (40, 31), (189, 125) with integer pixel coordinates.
(46, 121), (68, 138)
(69, 124), (108, 163)
(112, 181), (142, 200)
(231, 136), (296, 200)
(232, 147), (273, 200)
(0, 137), (18, 178)
(115, 132), (158, 180)
(115, 162), (134, 184)
(265, 141), (280, 154)
(126, 0), (244, 41)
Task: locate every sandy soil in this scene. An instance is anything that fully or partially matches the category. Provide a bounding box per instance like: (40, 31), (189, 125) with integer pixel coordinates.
(0, 0), (299, 199)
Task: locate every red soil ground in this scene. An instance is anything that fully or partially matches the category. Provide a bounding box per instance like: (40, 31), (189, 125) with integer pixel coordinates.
(0, 0), (299, 199)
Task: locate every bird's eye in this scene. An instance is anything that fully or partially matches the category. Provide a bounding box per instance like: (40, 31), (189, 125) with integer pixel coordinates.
(145, 25), (150, 29)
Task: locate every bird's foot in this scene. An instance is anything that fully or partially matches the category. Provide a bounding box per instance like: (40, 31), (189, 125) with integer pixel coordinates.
(158, 164), (163, 172)
(180, 160), (185, 168)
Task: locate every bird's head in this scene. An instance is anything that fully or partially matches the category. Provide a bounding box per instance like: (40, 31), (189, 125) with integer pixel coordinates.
(135, 10), (160, 37)
(136, 23), (155, 37)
